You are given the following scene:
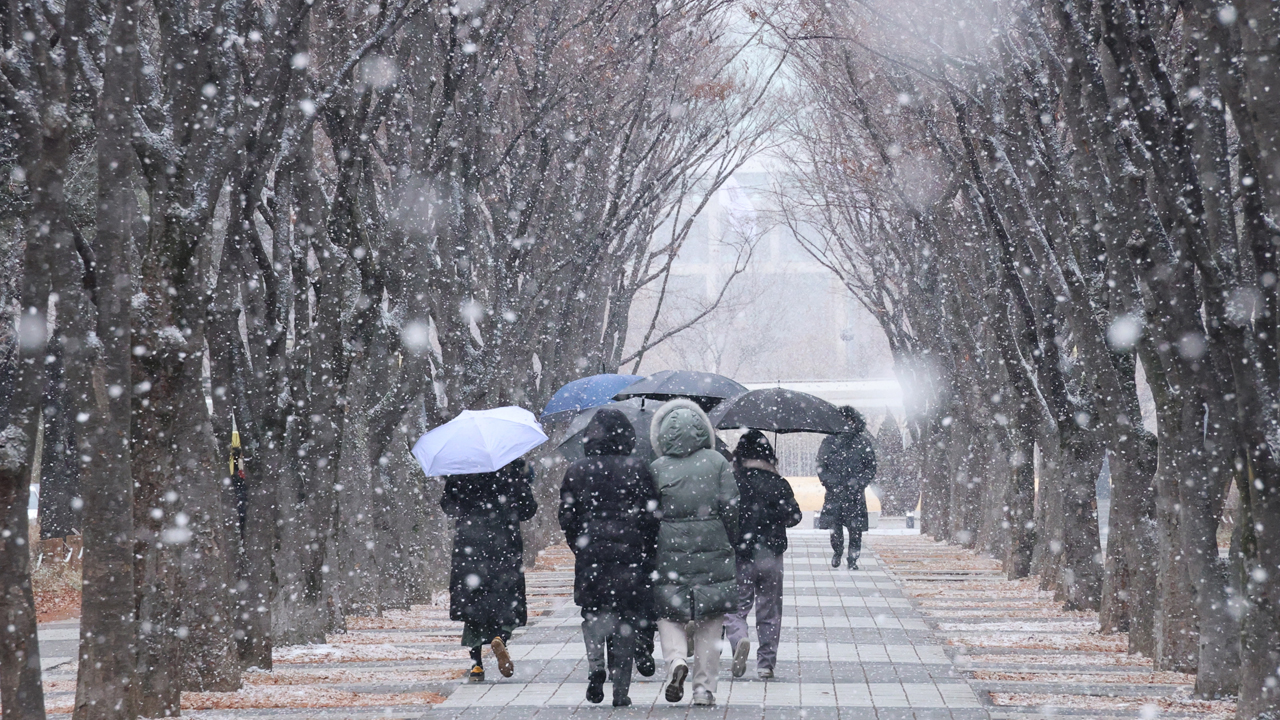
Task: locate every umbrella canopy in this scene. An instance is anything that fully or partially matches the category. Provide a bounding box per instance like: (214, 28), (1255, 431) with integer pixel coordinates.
(709, 387), (851, 434)
(613, 370), (748, 411)
(412, 406), (548, 477)
(540, 373), (643, 420)
(556, 398), (657, 462)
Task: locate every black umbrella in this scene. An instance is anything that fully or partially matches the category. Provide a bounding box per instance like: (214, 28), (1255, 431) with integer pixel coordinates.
(709, 387), (851, 434)
(555, 398), (658, 462)
(613, 370), (748, 412)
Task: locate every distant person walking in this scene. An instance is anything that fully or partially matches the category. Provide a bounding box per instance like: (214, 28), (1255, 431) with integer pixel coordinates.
(724, 430), (802, 680)
(558, 409), (661, 707)
(817, 407), (877, 569)
(648, 399), (739, 707)
(441, 458), (538, 682)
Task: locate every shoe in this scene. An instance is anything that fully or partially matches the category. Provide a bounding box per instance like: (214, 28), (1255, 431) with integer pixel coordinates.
(664, 660), (688, 703)
(468, 664), (485, 683)
(635, 651), (656, 677)
(586, 669), (606, 703)
(491, 637), (514, 678)
(692, 689), (715, 706)
(848, 558), (859, 570)
(832, 553), (841, 568)
(731, 638), (750, 678)
(612, 695), (632, 707)
(758, 667), (774, 679)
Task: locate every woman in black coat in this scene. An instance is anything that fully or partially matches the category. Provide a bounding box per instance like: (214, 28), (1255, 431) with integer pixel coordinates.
(558, 409), (660, 707)
(441, 458), (538, 682)
(816, 407), (877, 569)
(724, 430), (802, 679)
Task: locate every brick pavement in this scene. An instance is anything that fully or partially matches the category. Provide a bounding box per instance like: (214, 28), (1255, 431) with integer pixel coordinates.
(431, 530), (989, 719)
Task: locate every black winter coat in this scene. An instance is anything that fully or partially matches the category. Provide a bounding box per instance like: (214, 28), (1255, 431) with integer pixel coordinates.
(733, 460), (803, 559)
(442, 460), (538, 628)
(816, 432), (877, 531)
(558, 409), (660, 614)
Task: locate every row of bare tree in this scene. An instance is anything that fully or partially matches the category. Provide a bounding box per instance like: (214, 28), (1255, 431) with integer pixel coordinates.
(0, 0), (778, 717)
(774, 0), (1279, 716)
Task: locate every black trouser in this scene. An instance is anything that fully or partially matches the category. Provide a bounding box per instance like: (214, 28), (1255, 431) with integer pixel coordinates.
(830, 520), (863, 562)
(584, 610), (641, 699)
(628, 622), (655, 662)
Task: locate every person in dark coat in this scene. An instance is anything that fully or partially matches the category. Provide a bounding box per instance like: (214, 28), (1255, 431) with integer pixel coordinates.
(724, 431), (802, 679)
(441, 458), (538, 682)
(559, 409), (661, 707)
(816, 407), (877, 569)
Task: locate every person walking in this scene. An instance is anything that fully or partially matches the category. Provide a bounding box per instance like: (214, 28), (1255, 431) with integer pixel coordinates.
(817, 406), (877, 569)
(558, 409), (661, 707)
(648, 399), (739, 707)
(724, 430), (803, 679)
(441, 458), (538, 682)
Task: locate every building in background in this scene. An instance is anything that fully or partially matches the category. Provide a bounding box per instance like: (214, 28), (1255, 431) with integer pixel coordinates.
(624, 170), (895, 384)
(624, 169), (903, 478)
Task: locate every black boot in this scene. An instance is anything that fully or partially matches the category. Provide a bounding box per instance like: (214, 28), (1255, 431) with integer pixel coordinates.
(586, 670), (606, 703)
(635, 652), (655, 677)
(634, 628), (656, 677)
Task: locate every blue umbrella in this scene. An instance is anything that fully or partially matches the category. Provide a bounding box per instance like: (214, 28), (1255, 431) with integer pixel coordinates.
(411, 407), (548, 477)
(540, 373), (643, 420)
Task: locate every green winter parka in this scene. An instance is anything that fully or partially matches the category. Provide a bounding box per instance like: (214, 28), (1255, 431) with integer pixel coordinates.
(648, 399), (739, 622)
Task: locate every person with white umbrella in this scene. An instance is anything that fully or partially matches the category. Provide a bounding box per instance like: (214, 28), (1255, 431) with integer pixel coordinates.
(413, 407), (548, 683)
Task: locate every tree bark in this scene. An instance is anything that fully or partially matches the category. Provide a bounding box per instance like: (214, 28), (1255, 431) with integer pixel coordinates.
(0, 287), (47, 720)
(73, 0), (139, 712)
(37, 338), (81, 539)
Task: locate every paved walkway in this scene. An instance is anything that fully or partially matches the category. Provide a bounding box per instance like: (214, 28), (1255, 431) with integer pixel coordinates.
(36, 619), (79, 671)
(433, 530), (988, 719)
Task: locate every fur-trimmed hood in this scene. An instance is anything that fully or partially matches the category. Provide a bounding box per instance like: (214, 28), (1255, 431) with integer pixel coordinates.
(649, 398), (715, 459)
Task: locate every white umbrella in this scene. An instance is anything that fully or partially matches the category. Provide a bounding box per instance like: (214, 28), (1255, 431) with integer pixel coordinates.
(411, 406), (548, 477)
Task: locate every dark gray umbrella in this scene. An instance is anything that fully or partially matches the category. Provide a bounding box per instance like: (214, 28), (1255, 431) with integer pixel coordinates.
(613, 370), (748, 411)
(555, 398), (658, 462)
(709, 387), (851, 434)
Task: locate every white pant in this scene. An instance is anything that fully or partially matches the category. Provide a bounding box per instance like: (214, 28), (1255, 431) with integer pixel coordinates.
(657, 615), (724, 696)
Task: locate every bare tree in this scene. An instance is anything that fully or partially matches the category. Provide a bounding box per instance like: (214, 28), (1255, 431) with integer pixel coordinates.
(770, 0), (1280, 711)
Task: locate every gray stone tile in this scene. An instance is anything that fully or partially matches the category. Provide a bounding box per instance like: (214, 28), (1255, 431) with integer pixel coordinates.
(836, 708), (879, 720)
(430, 537), (987, 720)
(871, 711), (917, 720)
(860, 665), (901, 683)
(945, 711), (991, 720)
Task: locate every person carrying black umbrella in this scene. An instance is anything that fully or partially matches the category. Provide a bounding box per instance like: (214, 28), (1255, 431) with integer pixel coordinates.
(441, 458), (538, 682)
(816, 407), (877, 569)
(558, 409), (661, 707)
(724, 430), (802, 679)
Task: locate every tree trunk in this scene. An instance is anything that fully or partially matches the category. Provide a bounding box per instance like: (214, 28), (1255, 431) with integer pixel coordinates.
(0, 304), (47, 720)
(130, 405), (180, 717)
(1055, 432), (1103, 611)
(171, 358), (241, 692)
(1003, 417), (1036, 580)
(73, 2), (139, 712)
(1151, 430), (1201, 673)
(273, 149), (343, 645)
(37, 339), (81, 539)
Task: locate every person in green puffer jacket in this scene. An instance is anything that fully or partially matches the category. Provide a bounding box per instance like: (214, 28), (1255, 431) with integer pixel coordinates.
(647, 398), (739, 707)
